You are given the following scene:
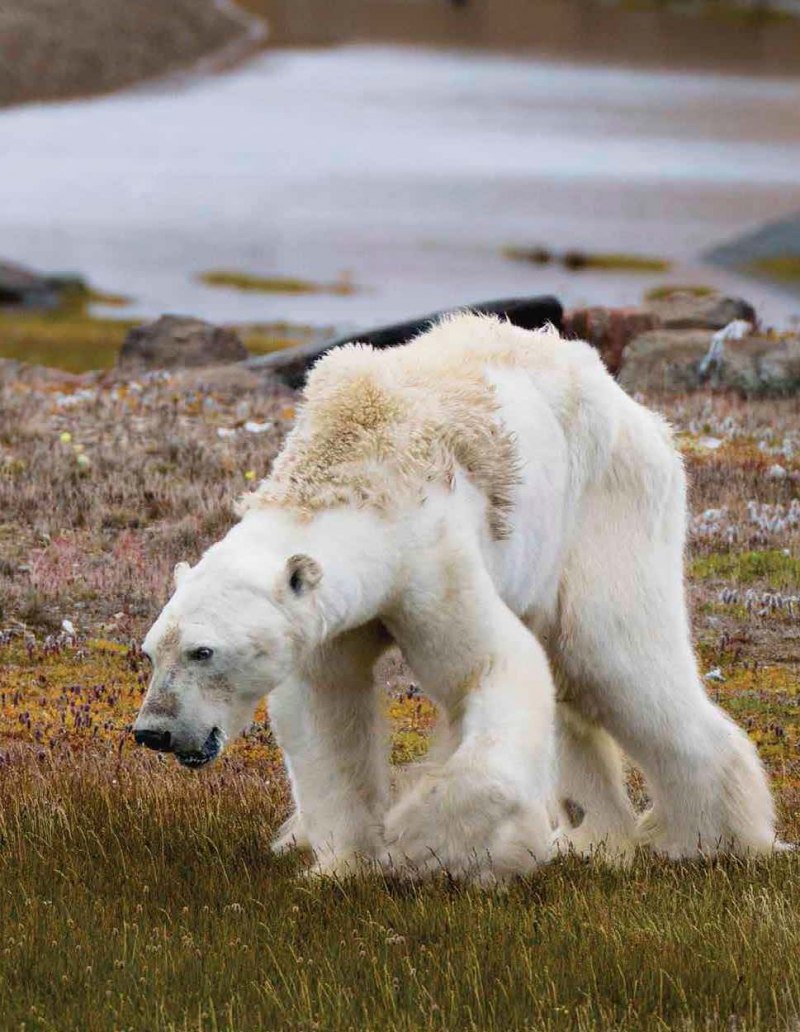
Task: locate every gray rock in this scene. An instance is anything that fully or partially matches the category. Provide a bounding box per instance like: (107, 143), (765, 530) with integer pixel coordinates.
(705, 213), (800, 298)
(644, 290), (756, 331)
(118, 315), (249, 371)
(0, 260), (59, 309)
(618, 328), (800, 395)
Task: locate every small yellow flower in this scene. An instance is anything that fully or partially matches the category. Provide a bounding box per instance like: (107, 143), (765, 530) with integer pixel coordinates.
(59, 431), (72, 443)
(244, 470), (256, 481)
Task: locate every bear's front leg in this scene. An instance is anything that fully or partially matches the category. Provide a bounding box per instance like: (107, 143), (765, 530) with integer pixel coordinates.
(383, 596), (558, 882)
(268, 625), (389, 876)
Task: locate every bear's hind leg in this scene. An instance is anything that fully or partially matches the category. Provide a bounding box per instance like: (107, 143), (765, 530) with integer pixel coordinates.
(553, 701), (637, 864)
(556, 466), (777, 858)
(563, 611), (776, 858)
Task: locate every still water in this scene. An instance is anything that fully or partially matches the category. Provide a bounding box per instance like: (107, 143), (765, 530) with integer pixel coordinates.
(1, 44), (799, 330)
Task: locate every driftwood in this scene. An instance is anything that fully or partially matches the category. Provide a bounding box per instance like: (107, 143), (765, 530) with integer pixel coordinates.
(244, 295), (563, 389)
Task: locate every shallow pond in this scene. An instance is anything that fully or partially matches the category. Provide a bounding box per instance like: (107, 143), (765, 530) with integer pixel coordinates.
(1, 45), (799, 331)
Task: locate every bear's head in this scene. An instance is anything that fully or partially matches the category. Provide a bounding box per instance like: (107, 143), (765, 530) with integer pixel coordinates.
(132, 525), (323, 769)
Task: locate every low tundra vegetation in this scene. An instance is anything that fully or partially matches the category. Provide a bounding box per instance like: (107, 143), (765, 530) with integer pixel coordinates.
(748, 254), (800, 286)
(691, 549), (800, 590)
(198, 269), (357, 296)
(1, 364), (799, 1029)
(503, 246), (671, 273)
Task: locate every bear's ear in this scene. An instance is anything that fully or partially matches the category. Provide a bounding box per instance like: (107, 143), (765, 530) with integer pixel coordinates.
(286, 554), (323, 596)
(173, 561), (191, 588)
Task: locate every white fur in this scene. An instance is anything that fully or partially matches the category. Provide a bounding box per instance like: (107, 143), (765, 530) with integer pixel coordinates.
(134, 314), (778, 880)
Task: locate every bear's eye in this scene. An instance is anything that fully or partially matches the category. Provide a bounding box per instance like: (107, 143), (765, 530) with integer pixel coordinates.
(188, 646), (214, 662)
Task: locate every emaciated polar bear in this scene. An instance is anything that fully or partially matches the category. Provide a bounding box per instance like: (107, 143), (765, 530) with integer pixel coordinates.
(134, 313), (778, 879)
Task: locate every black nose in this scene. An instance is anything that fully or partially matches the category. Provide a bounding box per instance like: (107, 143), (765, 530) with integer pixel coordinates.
(134, 728), (173, 752)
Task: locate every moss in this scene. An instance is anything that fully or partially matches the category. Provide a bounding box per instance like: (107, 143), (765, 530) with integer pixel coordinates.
(0, 278), (137, 372)
(0, 310), (137, 372)
(690, 549), (800, 590)
(198, 269), (357, 295)
(747, 255), (800, 284)
(503, 247), (671, 273)
(699, 663), (800, 773)
(0, 310), (310, 373)
(388, 694), (437, 766)
(563, 251), (671, 273)
(644, 284), (715, 301)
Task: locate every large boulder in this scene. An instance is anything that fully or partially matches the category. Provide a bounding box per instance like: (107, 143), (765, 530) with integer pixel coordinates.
(118, 315), (249, 371)
(0, 259), (66, 309)
(564, 306), (658, 376)
(618, 327), (800, 395)
(643, 289), (756, 331)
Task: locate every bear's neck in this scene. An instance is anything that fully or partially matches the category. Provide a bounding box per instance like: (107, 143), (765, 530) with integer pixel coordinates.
(242, 506), (403, 638)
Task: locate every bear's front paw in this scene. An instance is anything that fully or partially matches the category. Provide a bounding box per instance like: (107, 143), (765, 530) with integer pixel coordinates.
(381, 764), (544, 881)
(271, 810), (311, 855)
(303, 849), (371, 880)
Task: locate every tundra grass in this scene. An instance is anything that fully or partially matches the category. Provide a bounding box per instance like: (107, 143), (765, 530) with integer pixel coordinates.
(691, 549), (800, 590)
(747, 255), (800, 285)
(0, 310), (139, 373)
(0, 631), (799, 1031)
(2, 370), (800, 1030)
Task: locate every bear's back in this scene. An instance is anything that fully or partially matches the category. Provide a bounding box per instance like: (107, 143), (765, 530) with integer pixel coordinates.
(242, 313), (630, 538)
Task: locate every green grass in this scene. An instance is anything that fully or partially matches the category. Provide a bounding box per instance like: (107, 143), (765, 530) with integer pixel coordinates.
(2, 749), (800, 1032)
(198, 269), (357, 296)
(690, 549), (800, 590)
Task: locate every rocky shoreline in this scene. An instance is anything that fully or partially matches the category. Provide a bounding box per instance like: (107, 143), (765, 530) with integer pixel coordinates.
(2, 266), (799, 397)
(2, 256), (799, 395)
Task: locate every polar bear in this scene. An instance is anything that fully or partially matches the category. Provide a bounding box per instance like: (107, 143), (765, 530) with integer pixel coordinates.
(133, 313), (777, 879)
